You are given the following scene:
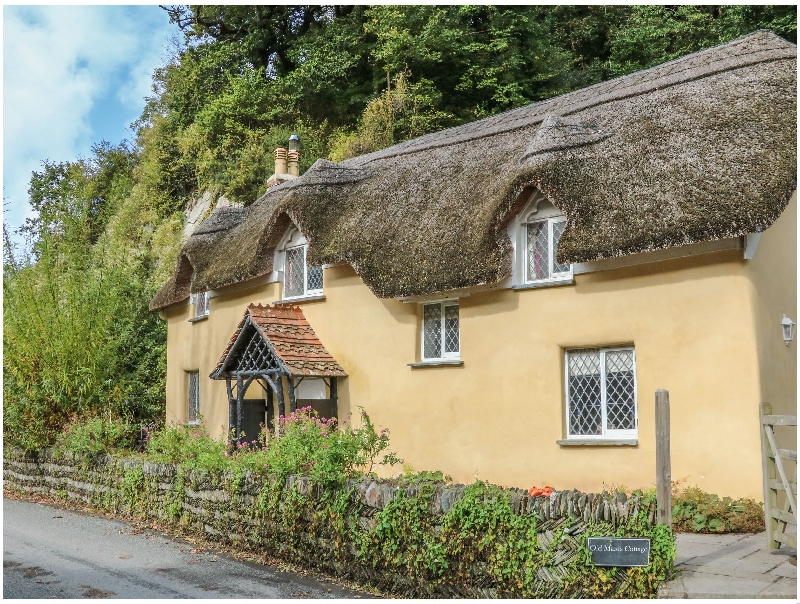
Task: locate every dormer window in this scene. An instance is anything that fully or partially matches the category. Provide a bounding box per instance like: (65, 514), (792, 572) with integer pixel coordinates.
(190, 291), (209, 320)
(276, 225), (324, 301)
(525, 216), (571, 283)
(284, 245), (323, 299)
(510, 191), (573, 287)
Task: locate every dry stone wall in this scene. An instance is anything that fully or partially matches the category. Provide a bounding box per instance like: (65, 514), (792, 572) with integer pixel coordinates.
(4, 448), (672, 598)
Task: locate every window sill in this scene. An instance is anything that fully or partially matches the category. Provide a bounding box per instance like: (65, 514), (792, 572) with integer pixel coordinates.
(188, 315), (209, 323)
(408, 359), (464, 368)
(512, 278), (574, 291)
(557, 438), (638, 446)
(273, 294), (326, 305)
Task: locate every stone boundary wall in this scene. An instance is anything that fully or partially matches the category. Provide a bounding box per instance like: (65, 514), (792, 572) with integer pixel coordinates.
(3, 448), (664, 598)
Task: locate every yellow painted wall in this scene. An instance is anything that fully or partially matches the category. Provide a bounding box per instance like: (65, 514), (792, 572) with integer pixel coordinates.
(163, 202), (795, 500)
(745, 193), (797, 454)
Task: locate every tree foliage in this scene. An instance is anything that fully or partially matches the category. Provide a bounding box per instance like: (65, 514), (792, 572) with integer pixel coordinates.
(4, 144), (167, 450)
(142, 4), (795, 206)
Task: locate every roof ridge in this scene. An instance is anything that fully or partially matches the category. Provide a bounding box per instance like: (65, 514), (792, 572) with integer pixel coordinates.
(349, 30), (794, 165)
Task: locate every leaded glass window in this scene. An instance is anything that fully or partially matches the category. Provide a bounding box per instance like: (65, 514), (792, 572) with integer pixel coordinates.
(566, 348), (637, 439)
(422, 301), (459, 360)
(307, 264), (323, 292)
(284, 247), (305, 298)
(192, 291), (209, 318)
(188, 372), (200, 424)
(525, 216), (571, 283)
(284, 245), (323, 299)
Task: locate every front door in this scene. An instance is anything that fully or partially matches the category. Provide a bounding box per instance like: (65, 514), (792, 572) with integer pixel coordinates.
(240, 399), (267, 444)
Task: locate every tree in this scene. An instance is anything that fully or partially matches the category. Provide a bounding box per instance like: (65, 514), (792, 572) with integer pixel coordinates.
(162, 5), (340, 76)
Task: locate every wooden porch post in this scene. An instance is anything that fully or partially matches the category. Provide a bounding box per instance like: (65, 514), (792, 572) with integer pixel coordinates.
(266, 382), (274, 434)
(288, 375), (297, 413)
(236, 375), (244, 444)
(275, 375), (286, 424)
(330, 377), (338, 420)
(226, 378), (235, 445)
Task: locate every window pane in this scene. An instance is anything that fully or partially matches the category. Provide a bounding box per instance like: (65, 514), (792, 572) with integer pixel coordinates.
(444, 304), (459, 353)
(527, 222), (549, 280)
(551, 220), (571, 274)
(423, 304), (442, 359)
(195, 291), (208, 317)
(568, 350), (602, 435)
(307, 264), (323, 292)
(605, 350), (636, 430)
(285, 247), (304, 297)
(188, 372), (199, 423)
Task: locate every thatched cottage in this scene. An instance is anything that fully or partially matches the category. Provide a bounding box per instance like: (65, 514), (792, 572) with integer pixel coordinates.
(150, 31), (796, 499)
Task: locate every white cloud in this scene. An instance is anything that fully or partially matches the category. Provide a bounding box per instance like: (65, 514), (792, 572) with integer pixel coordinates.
(2, 5), (173, 238)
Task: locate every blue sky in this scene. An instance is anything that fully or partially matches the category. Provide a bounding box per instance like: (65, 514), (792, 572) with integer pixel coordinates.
(3, 5), (176, 240)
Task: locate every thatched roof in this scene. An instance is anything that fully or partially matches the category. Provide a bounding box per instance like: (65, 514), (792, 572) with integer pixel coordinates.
(210, 304), (346, 378)
(150, 30), (796, 310)
(193, 205), (247, 235)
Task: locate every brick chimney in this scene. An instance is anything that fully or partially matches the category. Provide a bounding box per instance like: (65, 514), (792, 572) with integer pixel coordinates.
(266, 135), (300, 190)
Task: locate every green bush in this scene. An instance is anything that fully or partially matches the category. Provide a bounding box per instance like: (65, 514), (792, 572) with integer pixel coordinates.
(258, 407), (401, 486)
(397, 467), (453, 486)
(55, 414), (136, 456)
(144, 420), (230, 469)
(141, 407), (401, 488)
(672, 486), (765, 533)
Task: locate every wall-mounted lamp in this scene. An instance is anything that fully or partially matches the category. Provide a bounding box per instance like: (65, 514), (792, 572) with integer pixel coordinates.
(781, 314), (795, 346)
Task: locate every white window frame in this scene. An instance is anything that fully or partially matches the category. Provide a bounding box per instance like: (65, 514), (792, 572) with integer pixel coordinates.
(524, 214), (573, 284)
(507, 192), (573, 287)
(283, 244), (323, 300)
(191, 291), (210, 319)
(421, 300), (460, 361)
(564, 346), (638, 440)
(276, 226), (323, 300)
(187, 371), (200, 425)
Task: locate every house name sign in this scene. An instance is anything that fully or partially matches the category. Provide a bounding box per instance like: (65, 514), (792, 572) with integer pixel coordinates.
(587, 537), (650, 567)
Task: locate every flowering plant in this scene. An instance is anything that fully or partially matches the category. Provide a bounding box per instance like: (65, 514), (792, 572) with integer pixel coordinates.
(254, 406), (402, 487)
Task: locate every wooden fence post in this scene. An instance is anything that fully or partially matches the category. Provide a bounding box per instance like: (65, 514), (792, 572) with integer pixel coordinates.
(655, 389), (672, 527)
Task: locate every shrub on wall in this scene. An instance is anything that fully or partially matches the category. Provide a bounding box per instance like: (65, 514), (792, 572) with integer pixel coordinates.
(139, 407), (402, 487)
(55, 415), (137, 456)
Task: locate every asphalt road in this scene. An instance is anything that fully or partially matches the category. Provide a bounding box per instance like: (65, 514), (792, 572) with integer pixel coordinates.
(3, 497), (364, 599)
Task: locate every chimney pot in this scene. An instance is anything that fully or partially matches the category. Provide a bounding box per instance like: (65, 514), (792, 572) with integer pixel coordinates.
(274, 147), (288, 175)
(287, 151), (300, 177)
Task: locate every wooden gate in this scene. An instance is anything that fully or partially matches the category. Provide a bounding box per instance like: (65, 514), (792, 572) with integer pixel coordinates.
(759, 402), (797, 549)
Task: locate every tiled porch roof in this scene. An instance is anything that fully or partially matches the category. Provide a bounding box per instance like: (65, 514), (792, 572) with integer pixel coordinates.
(212, 303), (346, 378)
